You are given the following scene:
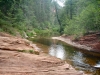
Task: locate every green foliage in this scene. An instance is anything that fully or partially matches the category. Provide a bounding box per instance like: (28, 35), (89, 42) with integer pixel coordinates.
(0, 0), (59, 36)
(34, 28), (60, 37)
(18, 50), (34, 54)
(18, 50), (27, 53)
(29, 50), (34, 54)
(1, 0), (99, 37)
(34, 29), (52, 37)
(61, 0), (100, 37)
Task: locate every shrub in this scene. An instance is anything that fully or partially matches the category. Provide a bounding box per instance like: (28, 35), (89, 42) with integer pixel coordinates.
(29, 50), (34, 54)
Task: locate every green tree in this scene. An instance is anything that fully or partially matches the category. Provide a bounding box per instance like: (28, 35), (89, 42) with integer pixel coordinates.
(61, 0), (100, 37)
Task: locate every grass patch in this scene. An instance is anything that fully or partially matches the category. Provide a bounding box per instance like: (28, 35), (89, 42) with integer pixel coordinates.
(29, 50), (34, 54)
(18, 49), (35, 54)
(18, 50), (27, 53)
(18, 49), (39, 55)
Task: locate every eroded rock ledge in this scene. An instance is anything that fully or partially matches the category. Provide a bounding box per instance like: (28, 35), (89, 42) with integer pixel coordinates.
(0, 32), (39, 53)
(0, 32), (87, 75)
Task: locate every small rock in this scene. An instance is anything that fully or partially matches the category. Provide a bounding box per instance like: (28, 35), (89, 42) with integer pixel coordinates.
(65, 68), (69, 70)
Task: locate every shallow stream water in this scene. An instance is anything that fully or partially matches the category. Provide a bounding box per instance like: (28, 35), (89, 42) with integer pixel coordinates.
(32, 37), (100, 75)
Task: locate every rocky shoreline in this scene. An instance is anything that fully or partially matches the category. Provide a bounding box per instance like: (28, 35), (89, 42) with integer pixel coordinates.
(52, 37), (92, 51)
(52, 35), (100, 57)
(0, 32), (86, 75)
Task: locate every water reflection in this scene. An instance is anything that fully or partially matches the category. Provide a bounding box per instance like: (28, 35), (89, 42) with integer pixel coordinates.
(94, 61), (100, 68)
(73, 52), (84, 64)
(72, 52), (96, 73)
(48, 43), (96, 73)
(32, 37), (100, 75)
(49, 44), (67, 60)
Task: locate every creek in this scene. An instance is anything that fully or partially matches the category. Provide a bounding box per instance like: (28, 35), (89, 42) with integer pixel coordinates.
(31, 37), (100, 75)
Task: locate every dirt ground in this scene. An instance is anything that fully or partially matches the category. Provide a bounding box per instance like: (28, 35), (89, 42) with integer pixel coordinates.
(0, 32), (85, 75)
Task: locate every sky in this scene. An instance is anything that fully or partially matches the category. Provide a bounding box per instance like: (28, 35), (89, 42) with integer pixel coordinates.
(52, 0), (65, 7)
(57, 0), (65, 7)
